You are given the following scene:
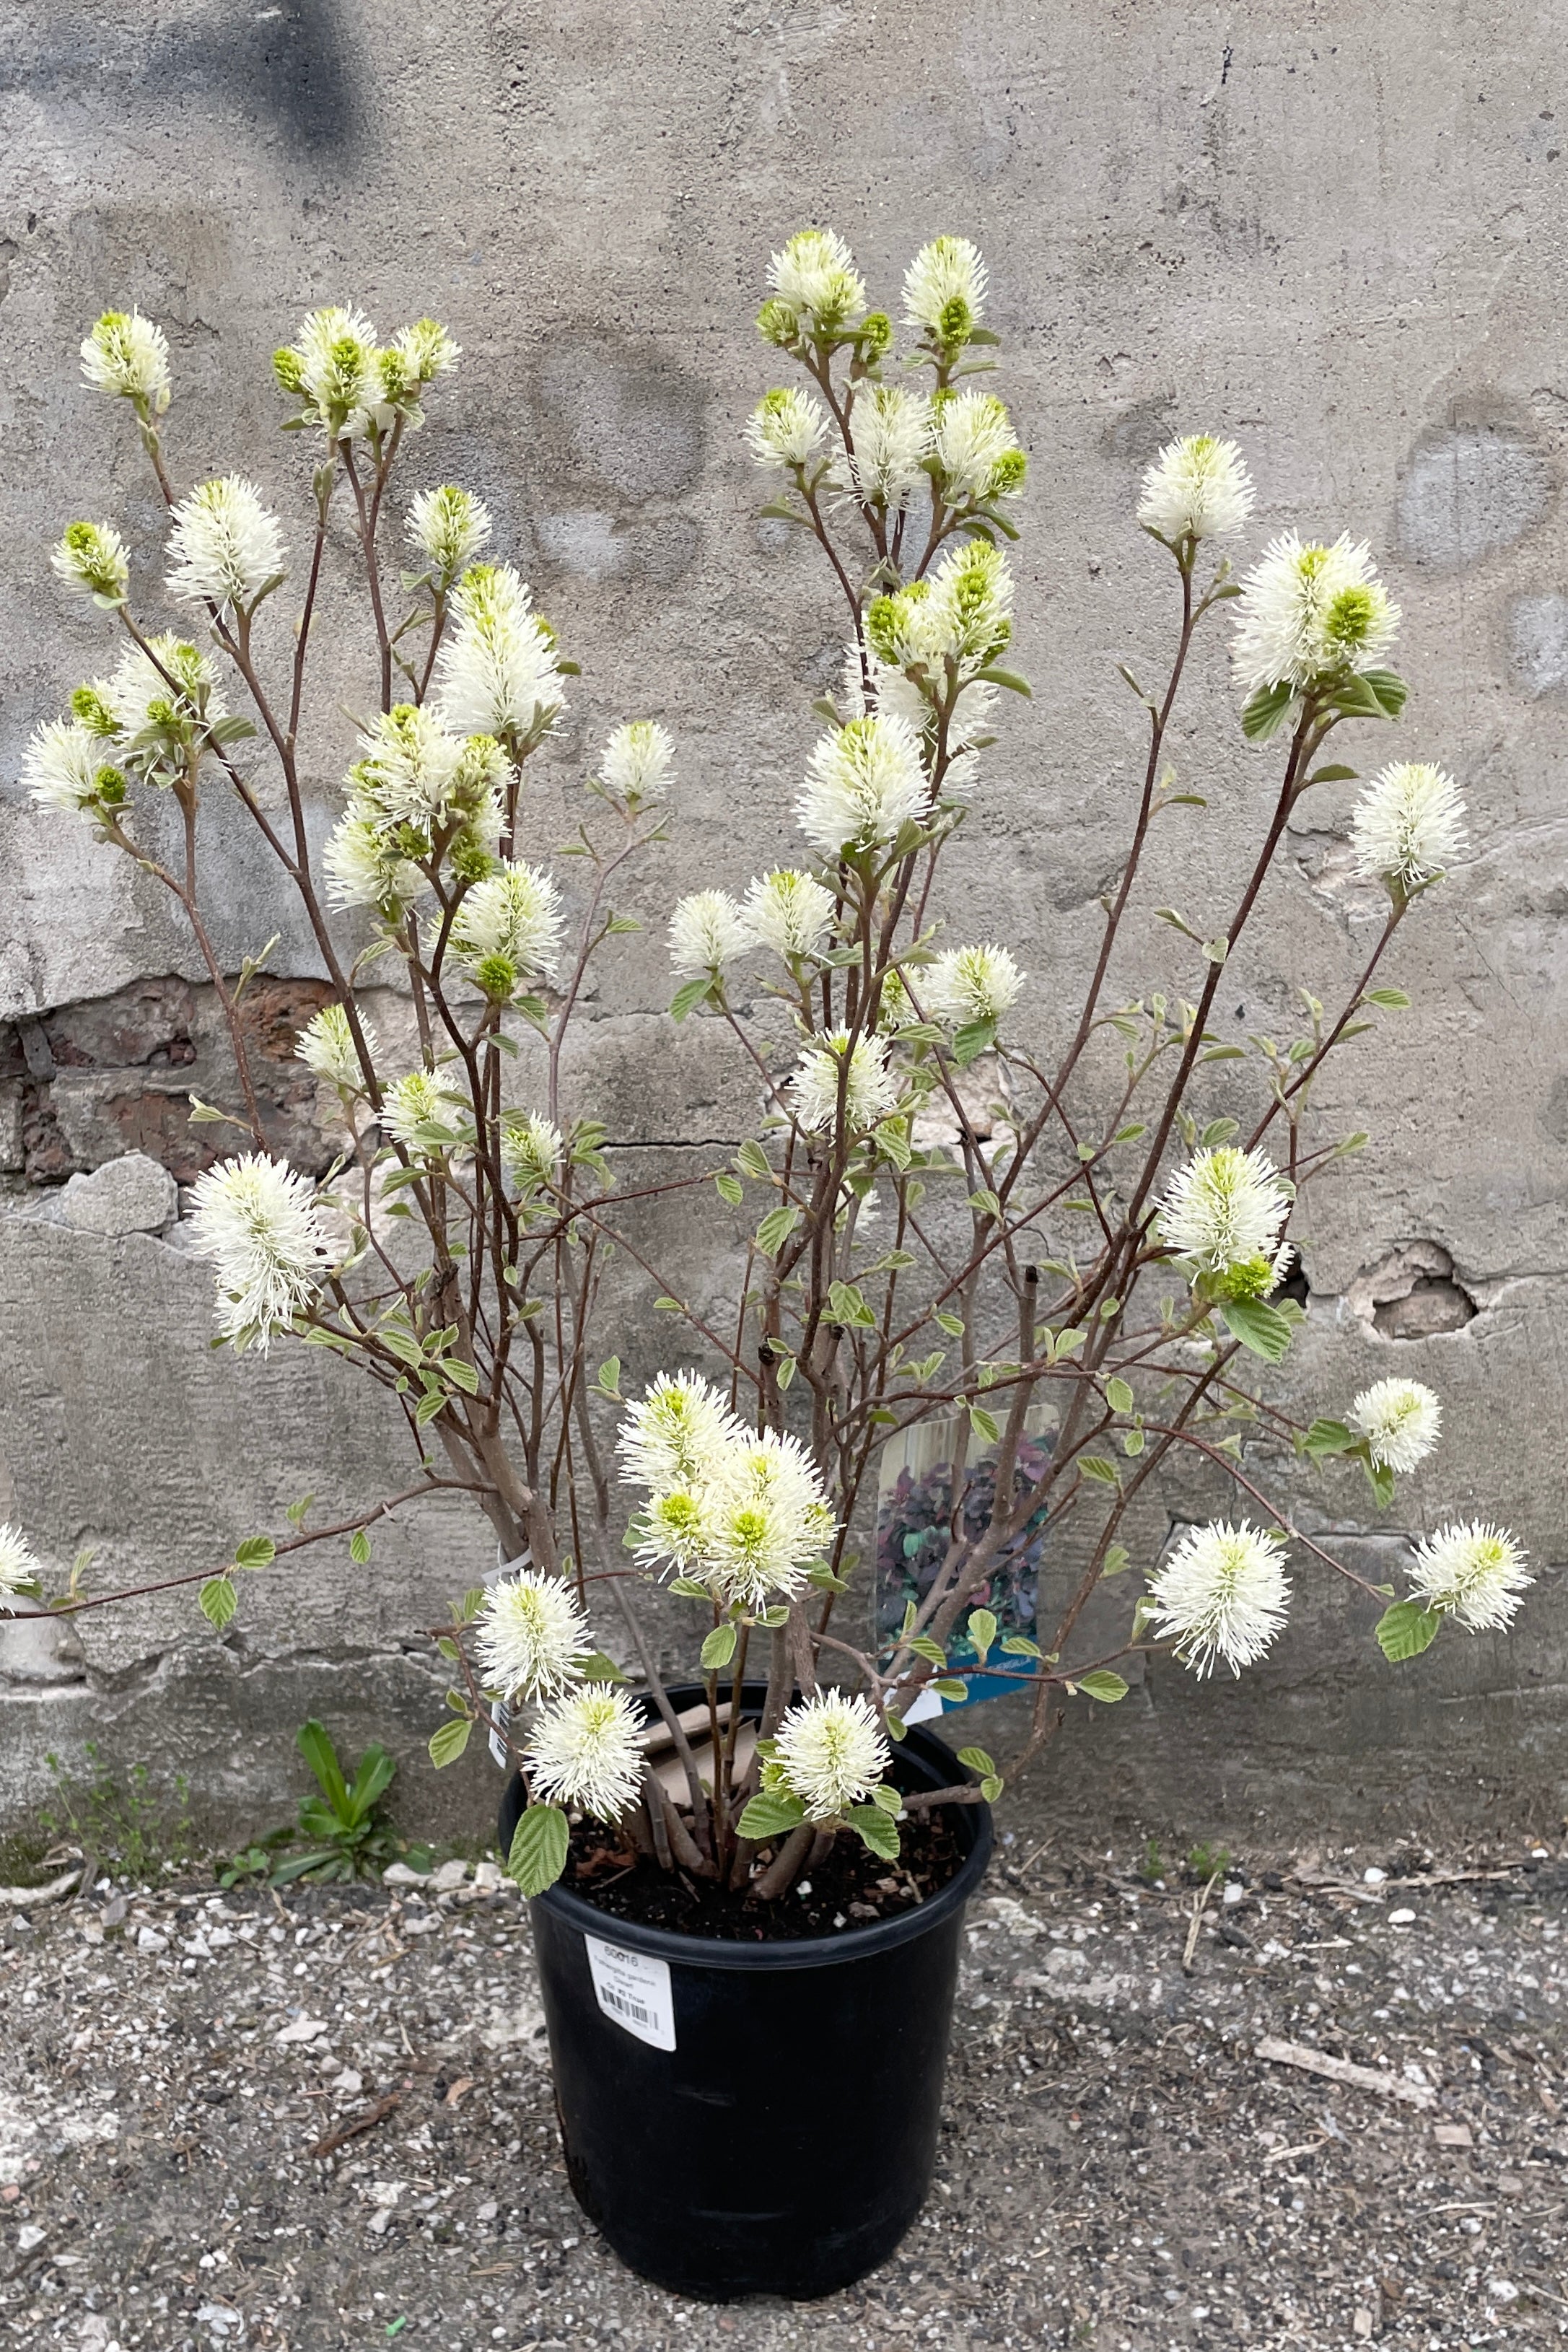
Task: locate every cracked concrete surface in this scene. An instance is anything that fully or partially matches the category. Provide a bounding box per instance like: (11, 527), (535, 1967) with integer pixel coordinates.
(1, 3), (1566, 1836)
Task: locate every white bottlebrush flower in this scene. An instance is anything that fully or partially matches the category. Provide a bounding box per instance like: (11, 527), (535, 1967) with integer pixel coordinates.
(382, 1069), (468, 1152)
(1157, 1145), (1290, 1281)
(346, 703), (500, 838)
(924, 943), (1024, 1027)
(1350, 1378), (1442, 1474)
(745, 387), (829, 471)
(323, 815), (427, 911)
(500, 1112), (564, 1191)
(598, 719), (673, 806)
(295, 1002), (375, 1094)
(1137, 434), (1256, 543)
(869, 541), (1014, 676)
(669, 890), (748, 977)
(929, 391), (1025, 506)
(452, 864), (564, 979)
(475, 1570), (592, 1702)
(1407, 1521), (1531, 1632)
(743, 867), (836, 961)
(1231, 533), (1399, 694)
(80, 309), (170, 411)
(188, 1153), (329, 1350)
(274, 305), (384, 439)
(903, 236), (988, 336)
(390, 317), (460, 385)
(525, 1684), (645, 1819)
(701, 1429), (837, 1609)
(1349, 762), (1466, 892)
(108, 634), (224, 744)
(767, 228), (866, 331)
(788, 1029), (899, 1135)
(23, 720), (115, 815)
(618, 1371), (741, 1493)
(0, 1524), (41, 1599)
(1147, 1520), (1292, 1677)
(774, 1690), (890, 1819)
(798, 714), (928, 859)
(165, 477), (285, 613)
(434, 563), (564, 742)
(407, 484), (492, 580)
(847, 382), (932, 510)
(51, 520), (130, 604)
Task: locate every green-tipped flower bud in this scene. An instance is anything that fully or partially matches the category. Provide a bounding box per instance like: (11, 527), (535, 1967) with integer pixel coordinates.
(756, 298), (800, 349)
(474, 952), (518, 1002)
(94, 765), (129, 805)
(864, 594), (902, 666)
(272, 345), (307, 396)
(857, 311), (893, 360)
(71, 685), (123, 738)
(935, 294), (973, 349)
(986, 447), (1027, 497)
(53, 520), (130, 604)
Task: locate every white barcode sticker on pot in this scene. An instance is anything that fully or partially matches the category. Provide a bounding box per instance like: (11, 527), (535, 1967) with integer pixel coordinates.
(584, 1935), (676, 2052)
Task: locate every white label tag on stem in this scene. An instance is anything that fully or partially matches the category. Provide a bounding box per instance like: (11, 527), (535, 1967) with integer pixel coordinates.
(584, 1934), (676, 2052)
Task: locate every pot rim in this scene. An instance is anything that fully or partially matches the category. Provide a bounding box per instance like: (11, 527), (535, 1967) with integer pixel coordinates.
(512, 1682), (994, 1972)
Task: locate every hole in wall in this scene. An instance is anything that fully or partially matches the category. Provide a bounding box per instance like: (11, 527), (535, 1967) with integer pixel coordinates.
(1349, 1241), (1479, 1339)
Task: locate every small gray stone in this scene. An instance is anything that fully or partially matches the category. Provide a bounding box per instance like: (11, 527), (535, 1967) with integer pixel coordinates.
(60, 1152), (178, 1236)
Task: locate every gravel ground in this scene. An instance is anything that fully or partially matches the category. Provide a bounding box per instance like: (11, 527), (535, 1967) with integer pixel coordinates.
(1, 1833), (1564, 2351)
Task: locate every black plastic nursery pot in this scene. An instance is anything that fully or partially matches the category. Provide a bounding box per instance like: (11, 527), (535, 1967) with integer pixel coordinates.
(497, 1683), (992, 2301)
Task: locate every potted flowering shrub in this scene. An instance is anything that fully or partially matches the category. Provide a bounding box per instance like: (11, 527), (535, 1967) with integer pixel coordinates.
(4, 227), (1528, 2299)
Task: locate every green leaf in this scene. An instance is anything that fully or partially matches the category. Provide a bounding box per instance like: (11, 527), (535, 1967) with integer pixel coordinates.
(737, 1789), (807, 1842)
(968, 1405), (1000, 1445)
(952, 1018), (997, 1068)
(1359, 666), (1408, 717)
(415, 1390), (447, 1426)
(668, 1575), (712, 1600)
(1328, 671), (1385, 718)
(735, 1140), (773, 1181)
(596, 1356), (623, 1399)
(870, 1780), (904, 1817)
(295, 1719), (349, 1815)
(1375, 1599), (1441, 1663)
(966, 1186), (1003, 1220)
(443, 1355), (480, 1395)
(755, 1203), (802, 1258)
(967, 1607), (997, 1664)
(1365, 1457), (1397, 1510)
(981, 1774), (1004, 1802)
(929, 1678), (968, 1700)
(1240, 680), (1296, 743)
(1105, 1376), (1134, 1415)
(883, 1708), (907, 1741)
(847, 1804), (901, 1860)
(507, 1804), (569, 1896)
(908, 1635), (947, 1666)
(828, 1280), (876, 1328)
(1078, 1455), (1121, 1486)
(578, 1651), (626, 1683)
(235, 1535), (275, 1570)
(670, 976), (712, 1023)
(1001, 1633), (1041, 1658)
(974, 665), (1032, 698)
(1307, 762), (1359, 784)
(1303, 1417), (1357, 1460)
(957, 1745), (996, 1776)
(1076, 1670), (1129, 1703)
(714, 1171), (744, 1207)
(700, 1622), (737, 1672)
(1100, 1544), (1131, 1579)
(199, 1575), (237, 1630)
(1220, 1298), (1295, 1363)
(1364, 986), (1411, 1010)
(934, 1311), (965, 1337)
(428, 1716), (472, 1767)
(654, 1295), (685, 1312)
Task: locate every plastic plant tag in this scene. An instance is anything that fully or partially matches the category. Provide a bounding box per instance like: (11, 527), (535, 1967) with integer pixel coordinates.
(585, 1934), (677, 2051)
(874, 1409), (1052, 1714)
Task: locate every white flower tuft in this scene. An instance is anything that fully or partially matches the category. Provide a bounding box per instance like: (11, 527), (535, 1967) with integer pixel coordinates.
(774, 1689), (890, 1819)
(344, 704), (506, 843)
(296, 1002), (375, 1094)
(323, 816), (426, 911)
(81, 310), (170, 411)
(52, 521), (130, 604)
(275, 306), (384, 440)
(1232, 533), (1399, 695)
(382, 1070), (468, 1152)
(924, 943), (1023, 1028)
(166, 478), (285, 613)
(1408, 1521), (1531, 1632)
(788, 1028), (898, 1135)
(1349, 762), (1466, 891)
(598, 720), (673, 807)
(1350, 1378), (1441, 1474)
(745, 388), (829, 471)
(1147, 1521), (1291, 1676)
(108, 634), (225, 746)
(743, 868), (836, 962)
(1138, 434), (1256, 543)
(188, 1153), (330, 1351)
(929, 391), (1025, 506)
(475, 1570), (592, 1702)
(0, 1524), (41, 1599)
(767, 229), (866, 331)
(24, 720), (115, 815)
(701, 1430), (836, 1609)
(798, 714), (928, 859)
(407, 485), (492, 582)
(1157, 1145), (1290, 1283)
(500, 1112), (563, 1191)
(525, 1684), (645, 1819)
(434, 564), (564, 743)
(847, 383), (932, 510)
(618, 1372), (741, 1493)
(903, 236), (989, 338)
(452, 865), (564, 980)
(390, 318), (460, 385)
(669, 890), (748, 977)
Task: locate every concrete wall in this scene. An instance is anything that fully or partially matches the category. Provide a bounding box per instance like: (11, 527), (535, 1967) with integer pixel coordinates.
(1, 0), (1564, 1848)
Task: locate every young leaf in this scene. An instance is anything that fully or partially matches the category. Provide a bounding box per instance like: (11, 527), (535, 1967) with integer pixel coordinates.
(199, 1575), (238, 1630)
(1303, 1417), (1357, 1460)
(670, 976), (712, 1023)
(755, 1204), (802, 1258)
(1240, 680), (1296, 742)
(578, 1650), (626, 1683)
(1076, 1669), (1130, 1702)
(1363, 987), (1411, 1010)
(349, 1526), (372, 1567)
(669, 1575), (712, 1599)
(700, 1622), (737, 1672)
(1220, 1298), (1295, 1363)
(1360, 666), (1408, 717)
(1078, 1455), (1121, 1486)
(507, 1803), (569, 1896)
(1375, 1599), (1441, 1663)
(1099, 1544), (1131, 1579)
(429, 1716), (473, 1768)
(967, 1606), (998, 1664)
(847, 1803), (901, 1861)
(870, 1780), (904, 1817)
(957, 1745), (996, 1777)
(714, 1171), (744, 1207)
(737, 1788), (807, 1841)
(968, 1405), (1000, 1445)
(1105, 1376), (1134, 1415)
(235, 1535), (275, 1570)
